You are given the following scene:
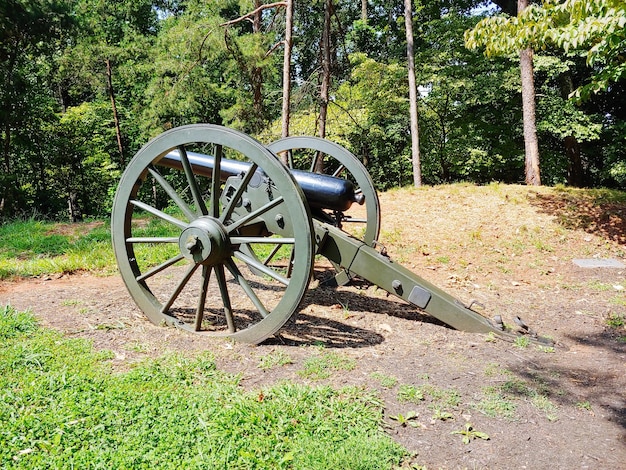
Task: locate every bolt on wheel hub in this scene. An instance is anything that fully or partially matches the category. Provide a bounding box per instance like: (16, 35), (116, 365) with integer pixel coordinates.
(178, 217), (229, 265)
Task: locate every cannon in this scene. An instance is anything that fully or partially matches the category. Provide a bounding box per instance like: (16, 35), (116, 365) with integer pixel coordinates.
(111, 124), (545, 344)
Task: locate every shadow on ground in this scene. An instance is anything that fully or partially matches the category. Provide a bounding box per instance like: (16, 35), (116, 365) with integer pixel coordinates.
(528, 189), (626, 244)
(265, 281), (450, 348)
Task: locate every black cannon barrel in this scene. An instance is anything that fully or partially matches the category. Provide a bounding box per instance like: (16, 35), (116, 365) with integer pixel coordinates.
(158, 150), (362, 212)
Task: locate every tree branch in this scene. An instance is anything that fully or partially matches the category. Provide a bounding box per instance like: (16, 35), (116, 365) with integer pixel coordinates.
(265, 40), (285, 58)
(221, 2), (287, 27)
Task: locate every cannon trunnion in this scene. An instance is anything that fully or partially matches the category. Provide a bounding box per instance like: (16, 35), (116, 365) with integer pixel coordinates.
(112, 124), (543, 345)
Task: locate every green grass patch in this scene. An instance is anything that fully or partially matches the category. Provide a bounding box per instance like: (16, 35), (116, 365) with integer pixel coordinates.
(606, 312), (625, 328)
(475, 386), (518, 419)
(370, 372), (398, 388)
(473, 374), (558, 421)
(298, 351), (356, 380)
(422, 384), (461, 410)
(0, 215), (193, 279)
(397, 384), (425, 403)
(258, 350), (293, 370)
(0, 219), (115, 279)
(0, 306), (405, 469)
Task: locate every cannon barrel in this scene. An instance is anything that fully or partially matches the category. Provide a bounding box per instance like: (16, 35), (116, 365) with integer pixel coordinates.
(158, 150), (363, 212)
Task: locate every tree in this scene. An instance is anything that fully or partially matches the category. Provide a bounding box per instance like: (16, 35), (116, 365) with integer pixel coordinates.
(416, 9), (525, 184)
(518, 0), (540, 185)
(281, 0), (294, 142)
(0, 0), (73, 216)
(220, 1), (289, 134)
(466, 0), (626, 100)
(404, 0), (422, 186)
(466, 0), (541, 185)
(318, 0), (333, 145)
(466, 0), (626, 186)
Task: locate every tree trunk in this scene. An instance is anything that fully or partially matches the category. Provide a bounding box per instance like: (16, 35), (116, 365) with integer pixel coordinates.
(279, 0), (294, 165)
(251, 0), (265, 132)
(106, 58), (125, 167)
(518, 0), (540, 185)
(318, 0), (332, 140)
(560, 72), (584, 186)
(564, 136), (583, 186)
(404, 0), (422, 186)
(1, 120), (11, 214)
(361, 0), (367, 22)
(316, 0), (333, 173)
(68, 191), (83, 222)
(1, 42), (19, 215)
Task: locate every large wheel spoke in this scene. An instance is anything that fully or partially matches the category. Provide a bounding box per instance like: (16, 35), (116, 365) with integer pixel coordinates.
(332, 164), (346, 178)
(148, 166), (197, 222)
(137, 254), (185, 282)
(263, 243), (286, 266)
(161, 263), (200, 313)
(229, 236), (294, 245)
(233, 250), (290, 286)
(309, 152), (320, 173)
(215, 264), (235, 333)
(126, 236), (179, 244)
(226, 196), (284, 233)
(130, 200), (187, 229)
(225, 260), (269, 319)
(178, 145), (208, 216)
(220, 162), (259, 223)
(195, 265), (212, 331)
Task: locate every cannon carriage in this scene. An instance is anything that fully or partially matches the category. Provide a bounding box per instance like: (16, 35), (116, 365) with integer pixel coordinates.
(111, 124), (543, 344)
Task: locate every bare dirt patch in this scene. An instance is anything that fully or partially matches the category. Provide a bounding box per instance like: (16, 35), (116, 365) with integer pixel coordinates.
(1, 184), (625, 469)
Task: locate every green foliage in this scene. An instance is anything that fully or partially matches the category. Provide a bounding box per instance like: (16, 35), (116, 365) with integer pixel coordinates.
(0, 306), (405, 468)
(451, 422), (489, 444)
(465, 0), (626, 100)
(389, 411), (422, 428)
(2, 0), (626, 219)
(397, 384), (425, 403)
(606, 312), (625, 329)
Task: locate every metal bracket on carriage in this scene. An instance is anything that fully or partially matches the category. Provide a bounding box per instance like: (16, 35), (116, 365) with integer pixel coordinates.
(371, 240), (389, 258)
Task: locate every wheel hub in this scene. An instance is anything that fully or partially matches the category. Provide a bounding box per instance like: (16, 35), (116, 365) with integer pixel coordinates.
(179, 217), (229, 265)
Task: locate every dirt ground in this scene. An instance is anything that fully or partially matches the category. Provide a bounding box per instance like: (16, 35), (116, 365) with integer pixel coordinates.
(1, 184), (625, 469)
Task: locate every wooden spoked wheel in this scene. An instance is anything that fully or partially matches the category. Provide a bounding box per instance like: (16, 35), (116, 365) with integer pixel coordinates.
(266, 137), (380, 284)
(111, 125), (314, 344)
(267, 136), (380, 246)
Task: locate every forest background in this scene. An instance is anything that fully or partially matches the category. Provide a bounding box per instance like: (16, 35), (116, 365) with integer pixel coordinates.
(1, 0), (625, 221)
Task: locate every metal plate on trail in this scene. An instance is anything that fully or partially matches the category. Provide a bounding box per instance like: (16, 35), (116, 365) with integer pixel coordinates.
(573, 259), (625, 268)
(408, 285), (431, 309)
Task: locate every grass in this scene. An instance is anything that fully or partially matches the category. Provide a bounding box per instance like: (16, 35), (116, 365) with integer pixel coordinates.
(397, 384), (425, 403)
(0, 306), (405, 469)
(298, 351), (356, 380)
(258, 350), (293, 370)
(370, 372), (398, 388)
(473, 371), (559, 422)
(0, 218), (115, 279)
